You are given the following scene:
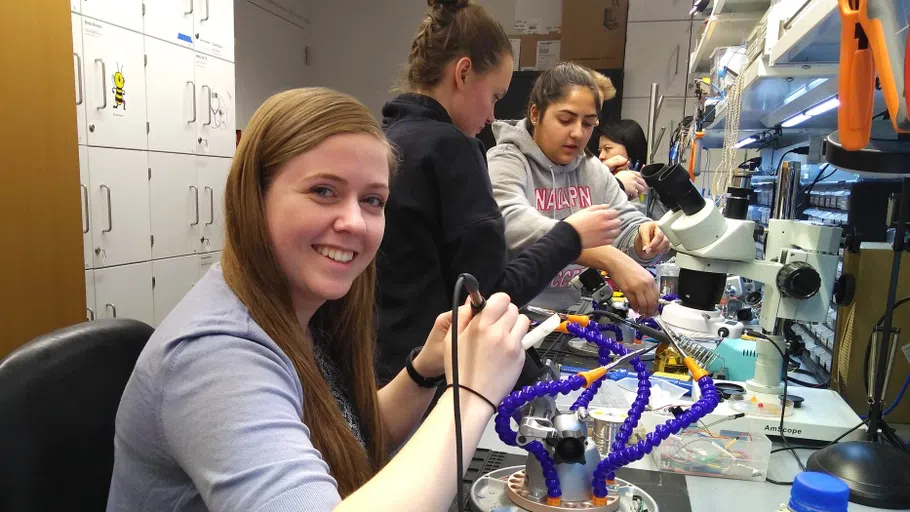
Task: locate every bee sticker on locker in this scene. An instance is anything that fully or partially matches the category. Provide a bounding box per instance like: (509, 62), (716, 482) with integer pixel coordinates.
(111, 63), (126, 110)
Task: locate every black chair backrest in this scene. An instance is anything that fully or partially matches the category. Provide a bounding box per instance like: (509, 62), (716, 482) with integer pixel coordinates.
(0, 319), (154, 512)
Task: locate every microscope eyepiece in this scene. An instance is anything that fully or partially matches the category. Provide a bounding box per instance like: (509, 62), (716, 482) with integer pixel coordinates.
(642, 163), (706, 215)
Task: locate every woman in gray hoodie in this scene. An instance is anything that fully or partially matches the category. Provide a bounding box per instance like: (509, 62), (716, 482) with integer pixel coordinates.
(487, 63), (670, 316)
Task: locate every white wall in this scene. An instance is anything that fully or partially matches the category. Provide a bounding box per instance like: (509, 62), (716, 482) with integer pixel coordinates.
(235, 0), (313, 127)
(303, 0), (519, 117)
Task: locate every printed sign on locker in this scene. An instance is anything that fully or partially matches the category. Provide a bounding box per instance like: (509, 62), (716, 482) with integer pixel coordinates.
(82, 19), (148, 150)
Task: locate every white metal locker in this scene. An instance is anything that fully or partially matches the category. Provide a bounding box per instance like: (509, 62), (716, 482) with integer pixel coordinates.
(194, 0), (235, 62)
(198, 251), (219, 278)
(196, 156), (230, 253)
(195, 53), (235, 157)
(72, 14), (87, 146)
(143, 0), (195, 49)
(80, 0), (143, 33)
(149, 152), (199, 259)
(88, 147), (152, 268)
(146, 37), (197, 154)
(152, 255), (200, 325)
(94, 262), (155, 326)
(85, 270), (95, 321)
(82, 19), (148, 150)
(622, 20), (697, 98)
(79, 146), (93, 269)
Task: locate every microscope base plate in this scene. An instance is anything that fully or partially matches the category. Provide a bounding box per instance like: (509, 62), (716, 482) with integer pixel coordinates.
(470, 466), (659, 512)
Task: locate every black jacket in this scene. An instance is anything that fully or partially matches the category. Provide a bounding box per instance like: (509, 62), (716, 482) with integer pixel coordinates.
(376, 94), (582, 383)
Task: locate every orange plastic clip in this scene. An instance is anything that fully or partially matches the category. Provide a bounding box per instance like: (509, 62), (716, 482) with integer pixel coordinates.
(838, 0), (910, 150)
(838, 0), (875, 150)
(547, 497), (562, 506)
(592, 496), (608, 506)
(683, 357), (709, 381)
(579, 367), (608, 387)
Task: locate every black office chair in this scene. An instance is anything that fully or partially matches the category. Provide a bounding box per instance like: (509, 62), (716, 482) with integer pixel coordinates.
(0, 319), (154, 512)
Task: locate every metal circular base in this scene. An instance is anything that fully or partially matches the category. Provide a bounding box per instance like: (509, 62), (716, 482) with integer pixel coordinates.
(469, 466), (659, 512)
(506, 470), (618, 512)
(824, 131), (910, 175)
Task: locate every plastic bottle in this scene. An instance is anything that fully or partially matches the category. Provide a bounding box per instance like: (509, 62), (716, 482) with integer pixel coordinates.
(777, 472), (850, 512)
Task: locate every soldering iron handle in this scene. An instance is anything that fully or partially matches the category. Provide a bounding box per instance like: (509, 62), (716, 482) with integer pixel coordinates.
(459, 273), (486, 312)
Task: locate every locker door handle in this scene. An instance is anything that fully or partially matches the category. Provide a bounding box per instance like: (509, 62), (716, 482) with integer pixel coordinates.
(81, 184), (90, 234)
(106, 303), (117, 318)
(74, 53), (83, 106)
(185, 0), (194, 15)
(188, 81), (197, 123)
(190, 185), (200, 225)
(202, 0), (210, 21)
(95, 59), (107, 109)
(87, 307), (95, 321)
(205, 186), (214, 225)
(202, 85), (212, 126)
(100, 184), (113, 233)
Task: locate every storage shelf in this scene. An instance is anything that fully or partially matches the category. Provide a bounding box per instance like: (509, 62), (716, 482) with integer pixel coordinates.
(711, 0), (773, 15)
(701, 56), (839, 147)
(770, 0), (840, 66)
(689, 13), (763, 73)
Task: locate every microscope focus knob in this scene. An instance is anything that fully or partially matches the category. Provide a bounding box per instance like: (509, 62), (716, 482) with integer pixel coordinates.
(777, 261), (821, 299)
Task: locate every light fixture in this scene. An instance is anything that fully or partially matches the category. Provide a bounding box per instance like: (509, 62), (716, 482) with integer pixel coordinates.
(734, 136), (757, 148)
(781, 114), (812, 128)
(806, 96), (839, 116)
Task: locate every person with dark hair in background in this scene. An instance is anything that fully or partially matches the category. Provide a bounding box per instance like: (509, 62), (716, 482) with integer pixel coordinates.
(598, 119), (650, 200)
(488, 62), (671, 315)
(376, 0), (623, 384)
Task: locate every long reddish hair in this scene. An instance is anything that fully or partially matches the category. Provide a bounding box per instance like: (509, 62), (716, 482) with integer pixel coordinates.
(221, 88), (394, 496)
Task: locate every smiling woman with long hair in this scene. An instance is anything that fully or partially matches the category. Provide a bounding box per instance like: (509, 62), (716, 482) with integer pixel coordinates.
(106, 87), (530, 512)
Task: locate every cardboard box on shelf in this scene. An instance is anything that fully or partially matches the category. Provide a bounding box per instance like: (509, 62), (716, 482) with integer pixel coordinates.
(561, 0), (629, 69)
(508, 33), (562, 71)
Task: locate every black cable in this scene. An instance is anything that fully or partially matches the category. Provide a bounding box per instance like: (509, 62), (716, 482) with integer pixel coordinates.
(747, 330), (805, 473)
(797, 164), (835, 210)
(787, 376), (829, 388)
(774, 148), (802, 176)
(451, 275), (467, 512)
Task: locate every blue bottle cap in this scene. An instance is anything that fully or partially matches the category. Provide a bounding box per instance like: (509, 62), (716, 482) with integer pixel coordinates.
(788, 472), (850, 512)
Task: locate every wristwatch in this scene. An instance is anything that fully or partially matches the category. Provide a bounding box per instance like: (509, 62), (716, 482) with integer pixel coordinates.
(405, 346), (445, 388)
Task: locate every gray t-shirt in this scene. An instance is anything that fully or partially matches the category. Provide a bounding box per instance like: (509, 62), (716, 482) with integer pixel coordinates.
(107, 263), (360, 512)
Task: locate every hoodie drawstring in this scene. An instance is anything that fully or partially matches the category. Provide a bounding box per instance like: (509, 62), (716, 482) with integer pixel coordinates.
(549, 166), (557, 220)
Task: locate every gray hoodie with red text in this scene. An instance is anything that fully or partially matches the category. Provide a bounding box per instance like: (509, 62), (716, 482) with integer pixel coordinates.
(487, 118), (650, 309)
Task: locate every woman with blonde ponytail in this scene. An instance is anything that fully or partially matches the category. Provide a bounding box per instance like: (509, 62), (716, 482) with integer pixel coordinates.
(107, 87), (530, 511)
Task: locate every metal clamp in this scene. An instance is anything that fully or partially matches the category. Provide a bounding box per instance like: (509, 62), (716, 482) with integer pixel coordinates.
(96, 59), (107, 109)
(205, 186), (214, 225)
(202, 85), (212, 126)
(100, 184), (112, 232)
(80, 184), (90, 233)
(106, 303), (117, 318)
(202, 0), (210, 21)
(86, 307), (95, 321)
(74, 53), (83, 105)
(190, 185), (199, 225)
(517, 417), (557, 446)
(185, 0), (194, 15)
(188, 81), (197, 123)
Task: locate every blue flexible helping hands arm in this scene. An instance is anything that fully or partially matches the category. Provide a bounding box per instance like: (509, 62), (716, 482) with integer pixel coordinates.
(494, 319), (719, 505)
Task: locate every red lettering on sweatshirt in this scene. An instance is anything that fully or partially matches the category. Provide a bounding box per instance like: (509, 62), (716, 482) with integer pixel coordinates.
(550, 267), (585, 287)
(534, 186), (592, 212)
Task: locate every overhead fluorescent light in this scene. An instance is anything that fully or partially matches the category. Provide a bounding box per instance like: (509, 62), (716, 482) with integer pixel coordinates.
(734, 136), (757, 148)
(806, 96), (839, 117)
(781, 114), (811, 128)
(783, 78), (830, 106)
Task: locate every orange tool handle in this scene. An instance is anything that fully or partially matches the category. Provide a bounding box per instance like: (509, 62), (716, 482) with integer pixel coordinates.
(553, 315), (590, 333)
(683, 356), (709, 381)
(862, 0), (910, 135)
(838, 0), (875, 150)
